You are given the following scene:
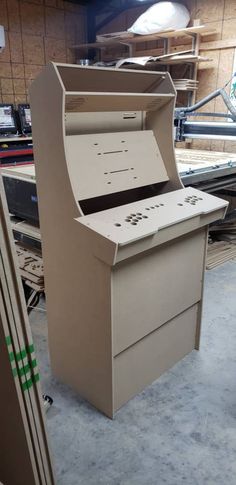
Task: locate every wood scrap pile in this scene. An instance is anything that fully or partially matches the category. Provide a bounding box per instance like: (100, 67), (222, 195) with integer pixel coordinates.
(206, 241), (236, 269)
(210, 221), (236, 243)
(16, 246), (44, 292)
(173, 79), (199, 91)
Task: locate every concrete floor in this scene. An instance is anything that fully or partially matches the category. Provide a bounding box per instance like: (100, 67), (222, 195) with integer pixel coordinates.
(30, 260), (236, 485)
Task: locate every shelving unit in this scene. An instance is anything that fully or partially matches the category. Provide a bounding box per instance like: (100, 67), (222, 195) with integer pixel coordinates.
(72, 23), (217, 106)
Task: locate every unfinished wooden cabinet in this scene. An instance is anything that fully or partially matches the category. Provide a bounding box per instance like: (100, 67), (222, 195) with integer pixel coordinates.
(30, 63), (227, 418)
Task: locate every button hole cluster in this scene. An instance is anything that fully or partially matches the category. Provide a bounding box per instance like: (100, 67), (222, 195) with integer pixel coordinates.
(113, 212), (149, 227)
(185, 195), (203, 205)
(145, 203), (164, 210)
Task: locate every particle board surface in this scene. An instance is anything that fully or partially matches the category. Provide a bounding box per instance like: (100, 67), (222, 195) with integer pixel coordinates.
(78, 187), (227, 246)
(66, 130), (169, 200)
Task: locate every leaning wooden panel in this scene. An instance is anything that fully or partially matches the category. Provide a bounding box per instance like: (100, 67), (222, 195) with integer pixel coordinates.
(0, 294), (38, 485)
(30, 63), (228, 418)
(0, 176), (55, 484)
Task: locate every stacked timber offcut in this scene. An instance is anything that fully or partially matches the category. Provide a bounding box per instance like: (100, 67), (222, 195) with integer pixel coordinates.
(207, 241), (236, 269)
(173, 79), (199, 91)
(16, 246), (44, 292)
(207, 211), (236, 269)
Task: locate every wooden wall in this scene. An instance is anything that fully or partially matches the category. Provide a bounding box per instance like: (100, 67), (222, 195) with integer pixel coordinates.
(0, 0), (86, 105)
(97, 0), (236, 153)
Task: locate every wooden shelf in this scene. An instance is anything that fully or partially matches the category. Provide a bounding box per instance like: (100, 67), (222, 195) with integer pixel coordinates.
(71, 22), (217, 107)
(72, 25), (217, 50)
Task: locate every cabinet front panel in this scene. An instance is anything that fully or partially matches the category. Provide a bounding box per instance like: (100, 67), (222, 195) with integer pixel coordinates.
(112, 229), (205, 356)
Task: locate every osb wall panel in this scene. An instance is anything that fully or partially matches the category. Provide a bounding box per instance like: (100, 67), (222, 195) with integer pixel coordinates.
(97, 0), (236, 153)
(193, 0), (236, 152)
(0, 0), (86, 105)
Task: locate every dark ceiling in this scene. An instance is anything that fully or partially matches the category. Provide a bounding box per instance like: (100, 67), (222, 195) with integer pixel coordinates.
(72, 0), (157, 41)
(71, 0), (156, 12)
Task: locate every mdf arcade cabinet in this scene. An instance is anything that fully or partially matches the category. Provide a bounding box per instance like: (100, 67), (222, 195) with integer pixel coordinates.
(30, 63), (228, 418)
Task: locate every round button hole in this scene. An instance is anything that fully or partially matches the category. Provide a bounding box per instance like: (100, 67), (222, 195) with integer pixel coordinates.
(178, 203), (183, 206)
(131, 222), (137, 225)
(160, 203), (164, 206)
(143, 215), (148, 219)
(115, 223), (121, 227)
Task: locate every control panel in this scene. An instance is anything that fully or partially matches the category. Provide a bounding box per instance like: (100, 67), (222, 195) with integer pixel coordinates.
(78, 187), (227, 245)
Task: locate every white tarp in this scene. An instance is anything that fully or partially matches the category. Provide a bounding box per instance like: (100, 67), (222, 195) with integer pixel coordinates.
(128, 2), (190, 35)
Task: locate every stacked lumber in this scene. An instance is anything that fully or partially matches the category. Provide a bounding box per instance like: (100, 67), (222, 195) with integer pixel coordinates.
(206, 241), (236, 269)
(210, 221), (236, 243)
(16, 246), (44, 292)
(173, 79), (199, 91)
(176, 148), (236, 166)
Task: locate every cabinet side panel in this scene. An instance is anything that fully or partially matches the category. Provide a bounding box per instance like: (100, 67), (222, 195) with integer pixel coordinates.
(30, 66), (113, 417)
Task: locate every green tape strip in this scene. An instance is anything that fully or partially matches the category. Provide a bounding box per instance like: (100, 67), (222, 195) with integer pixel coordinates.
(6, 335), (12, 346)
(18, 364), (30, 378)
(27, 344), (35, 354)
(33, 373), (40, 384)
(12, 368), (18, 378)
(22, 378), (33, 392)
(15, 349), (27, 361)
(31, 359), (37, 369)
(9, 351), (15, 363)
(6, 340), (39, 389)
(9, 345), (34, 363)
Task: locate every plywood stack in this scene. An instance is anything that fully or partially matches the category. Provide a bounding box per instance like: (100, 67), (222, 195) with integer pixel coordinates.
(176, 148), (236, 166)
(173, 79), (199, 91)
(207, 241), (236, 269)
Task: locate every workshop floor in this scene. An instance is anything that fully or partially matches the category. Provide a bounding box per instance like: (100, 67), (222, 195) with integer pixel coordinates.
(30, 260), (236, 485)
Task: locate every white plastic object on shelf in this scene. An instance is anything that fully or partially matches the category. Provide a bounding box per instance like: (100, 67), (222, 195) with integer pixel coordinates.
(128, 2), (190, 36)
(0, 25), (5, 52)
